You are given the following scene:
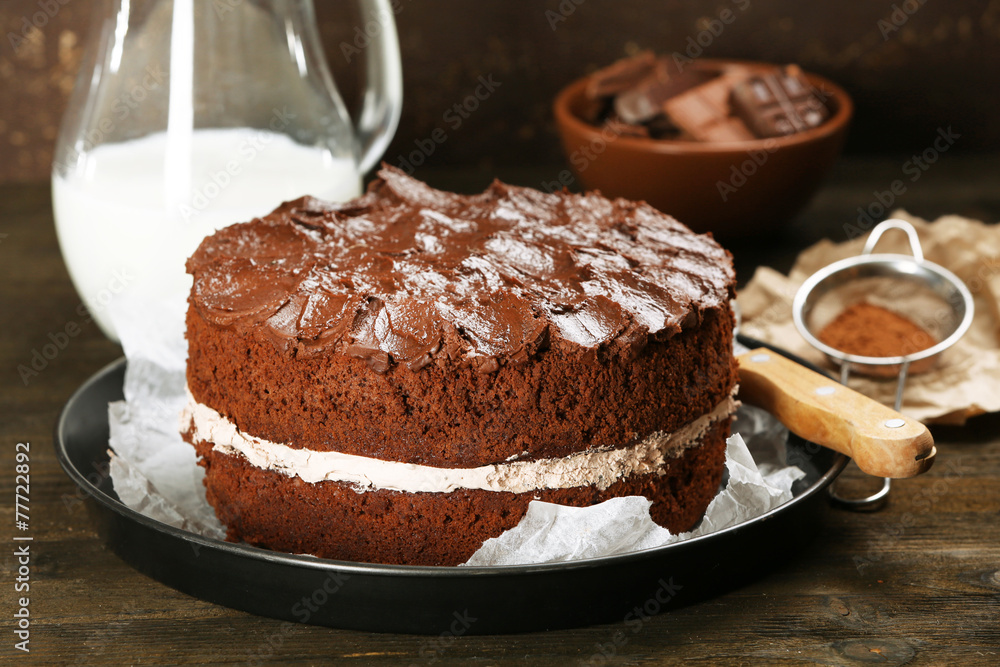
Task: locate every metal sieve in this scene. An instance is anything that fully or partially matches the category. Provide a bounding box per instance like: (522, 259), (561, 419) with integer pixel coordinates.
(791, 219), (974, 509)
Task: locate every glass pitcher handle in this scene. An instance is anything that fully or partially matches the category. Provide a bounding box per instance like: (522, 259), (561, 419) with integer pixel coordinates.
(355, 0), (403, 174)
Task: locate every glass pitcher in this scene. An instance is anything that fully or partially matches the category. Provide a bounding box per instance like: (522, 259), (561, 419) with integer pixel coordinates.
(52, 0), (402, 340)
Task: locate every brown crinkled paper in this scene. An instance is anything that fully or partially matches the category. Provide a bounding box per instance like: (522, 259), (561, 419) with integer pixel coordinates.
(739, 210), (1000, 425)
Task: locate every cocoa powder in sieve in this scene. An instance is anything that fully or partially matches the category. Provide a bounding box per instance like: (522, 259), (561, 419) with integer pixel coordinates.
(818, 302), (936, 357)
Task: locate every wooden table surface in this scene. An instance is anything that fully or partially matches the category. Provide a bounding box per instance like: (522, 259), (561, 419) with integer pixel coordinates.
(2, 157), (999, 665)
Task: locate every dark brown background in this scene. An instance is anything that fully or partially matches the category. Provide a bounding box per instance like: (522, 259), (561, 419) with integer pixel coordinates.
(2, 0), (1000, 184)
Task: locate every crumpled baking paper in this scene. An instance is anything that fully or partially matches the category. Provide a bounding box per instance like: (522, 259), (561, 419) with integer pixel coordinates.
(738, 210), (1000, 424)
(106, 298), (805, 566)
(106, 296), (226, 540)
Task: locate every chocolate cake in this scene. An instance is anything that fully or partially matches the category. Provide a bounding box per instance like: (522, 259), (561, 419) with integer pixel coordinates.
(181, 166), (738, 566)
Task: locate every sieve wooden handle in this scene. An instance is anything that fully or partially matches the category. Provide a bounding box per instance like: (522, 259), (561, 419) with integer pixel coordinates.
(737, 348), (935, 478)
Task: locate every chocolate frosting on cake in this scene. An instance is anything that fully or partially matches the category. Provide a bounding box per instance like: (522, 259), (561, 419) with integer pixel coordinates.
(186, 165), (734, 373)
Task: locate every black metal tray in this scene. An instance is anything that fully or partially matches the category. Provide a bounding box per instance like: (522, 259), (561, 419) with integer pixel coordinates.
(54, 335), (847, 635)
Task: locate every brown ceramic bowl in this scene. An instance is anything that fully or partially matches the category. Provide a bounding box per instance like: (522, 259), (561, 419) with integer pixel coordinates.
(553, 59), (853, 237)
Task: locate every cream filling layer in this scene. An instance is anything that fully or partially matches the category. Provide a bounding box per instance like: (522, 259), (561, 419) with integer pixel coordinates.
(181, 388), (738, 494)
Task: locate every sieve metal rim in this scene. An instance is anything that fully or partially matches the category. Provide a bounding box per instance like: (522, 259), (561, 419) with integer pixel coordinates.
(792, 252), (975, 368)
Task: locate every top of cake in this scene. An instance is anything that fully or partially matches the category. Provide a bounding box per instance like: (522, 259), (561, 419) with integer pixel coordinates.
(186, 165), (734, 373)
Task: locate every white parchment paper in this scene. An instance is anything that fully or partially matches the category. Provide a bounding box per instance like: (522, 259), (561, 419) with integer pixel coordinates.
(107, 299), (805, 566)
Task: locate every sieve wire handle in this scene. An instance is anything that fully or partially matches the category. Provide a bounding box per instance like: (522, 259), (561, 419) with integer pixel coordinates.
(862, 219), (924, 262)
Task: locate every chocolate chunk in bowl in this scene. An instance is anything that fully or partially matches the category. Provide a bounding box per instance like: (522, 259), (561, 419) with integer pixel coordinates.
(554, 58), (853, 236)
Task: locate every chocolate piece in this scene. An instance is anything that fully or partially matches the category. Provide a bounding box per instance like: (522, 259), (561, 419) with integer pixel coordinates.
(578, 95), (615, 126)
(731, 65), (830, 138)
(612, 62), (673, 125)
(644, 113), (682, 140)
(585, 50), (659, 99)
(585, 53), (716, 132)
(613, 61), (715, 125)
(582, 53), (829, 143)
(662, 68), (756, 142)
(603, 114), (651, 138)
